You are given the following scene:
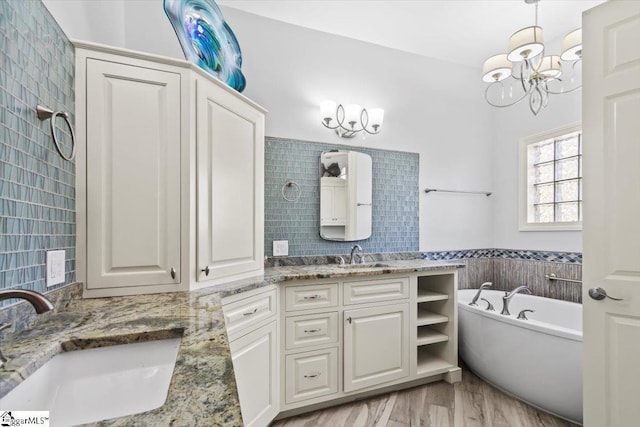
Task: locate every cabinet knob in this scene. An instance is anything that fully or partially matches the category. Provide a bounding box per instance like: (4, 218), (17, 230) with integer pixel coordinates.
(170, 267), (176, 280)
(201, 266), (210, 276)
(346, 316), (352, 324)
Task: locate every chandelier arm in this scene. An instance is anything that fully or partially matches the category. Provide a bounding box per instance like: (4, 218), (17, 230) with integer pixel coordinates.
(360, 108), (381, 135)
(529, 85), (545, 115)
(546, 85), (582, 95)
(334, 104), (364, 134)
(520, 60), (531, 93)
(321, 119), (340, 130)
(484, 82), (532, 108)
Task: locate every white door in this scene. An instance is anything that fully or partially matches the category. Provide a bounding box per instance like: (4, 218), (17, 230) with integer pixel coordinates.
(583, 2), (640, 426)
(343, 303), (409, 392)
(196, 79), (264, 283)
(85, 59), (181, 289)
(229, 320), (279, 427)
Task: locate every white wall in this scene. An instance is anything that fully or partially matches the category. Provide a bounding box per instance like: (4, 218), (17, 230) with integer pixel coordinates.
(42, 0), (126, 47)
(41, 1), (511, 252)
(491, 89), (582, 252)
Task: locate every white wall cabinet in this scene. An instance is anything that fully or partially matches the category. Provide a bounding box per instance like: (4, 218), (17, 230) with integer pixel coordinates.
(196, 80), (264, 283)
(84, 59), (182, 291)
(320, 178), (347, 226)
(75, 42), (266, 297)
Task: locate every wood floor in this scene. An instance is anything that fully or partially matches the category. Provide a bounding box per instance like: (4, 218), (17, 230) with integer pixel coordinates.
(271, 367), (580, 427)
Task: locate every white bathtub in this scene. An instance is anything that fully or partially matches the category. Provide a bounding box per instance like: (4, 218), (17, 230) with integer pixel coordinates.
(458, 289), (583, 424)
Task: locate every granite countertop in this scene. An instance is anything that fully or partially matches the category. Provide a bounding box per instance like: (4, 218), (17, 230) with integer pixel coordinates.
(0, 259), (463, 426)
(0, 288), (243, 426)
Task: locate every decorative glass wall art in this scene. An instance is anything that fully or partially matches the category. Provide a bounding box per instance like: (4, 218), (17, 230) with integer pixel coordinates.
(164, 0), (246, 92)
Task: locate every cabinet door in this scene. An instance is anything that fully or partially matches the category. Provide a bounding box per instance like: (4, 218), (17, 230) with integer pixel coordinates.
(196, 79), (264, 282)
(344, 303), (409, 392)
(86, 59), (181, 289)
(332, 185), (347, 223)
(229, 320), (279, 427)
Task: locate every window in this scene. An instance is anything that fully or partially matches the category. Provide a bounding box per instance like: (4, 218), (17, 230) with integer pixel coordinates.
(519, 124), (582, 231)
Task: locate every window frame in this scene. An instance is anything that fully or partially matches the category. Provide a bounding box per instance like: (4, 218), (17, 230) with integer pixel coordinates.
(519, 123), (583, 232)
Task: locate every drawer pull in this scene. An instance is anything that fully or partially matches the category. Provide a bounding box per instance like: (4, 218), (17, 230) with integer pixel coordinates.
(304, 328), (321, 333)
(243, 308), (258, 316)
(303, 295), (323, 300)
(304, 373), (321, 379)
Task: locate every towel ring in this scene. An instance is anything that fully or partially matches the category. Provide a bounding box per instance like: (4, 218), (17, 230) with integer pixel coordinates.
(281, 180), (301, 202)
(36, 104), (76, 161)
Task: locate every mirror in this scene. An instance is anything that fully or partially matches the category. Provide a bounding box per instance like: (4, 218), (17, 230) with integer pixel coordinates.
(320, 150), (372, 241)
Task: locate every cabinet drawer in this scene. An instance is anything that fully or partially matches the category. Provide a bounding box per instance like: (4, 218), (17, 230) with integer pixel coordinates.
(285, 283), (338, 312)
(285, 312), (339, 350)
(343, 277), (409, 305)
(285, 348), (338, 404)
(223, 289), (277, 336)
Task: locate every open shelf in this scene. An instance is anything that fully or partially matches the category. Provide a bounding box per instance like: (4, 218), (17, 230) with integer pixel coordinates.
(417, 349), (455, 376)
(417, 289), (449, 303)
(416, 328), (449, 346)
(417, 308), (448, 326)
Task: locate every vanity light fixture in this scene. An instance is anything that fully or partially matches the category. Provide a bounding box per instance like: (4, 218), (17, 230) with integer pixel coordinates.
(482, 0), (582, 115)
(320, 100), (384, 138)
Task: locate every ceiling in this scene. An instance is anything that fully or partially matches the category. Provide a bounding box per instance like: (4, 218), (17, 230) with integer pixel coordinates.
(218, 0), (603, 68)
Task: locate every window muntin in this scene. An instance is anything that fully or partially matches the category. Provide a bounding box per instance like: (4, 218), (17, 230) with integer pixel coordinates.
(520, 125), (582, 231)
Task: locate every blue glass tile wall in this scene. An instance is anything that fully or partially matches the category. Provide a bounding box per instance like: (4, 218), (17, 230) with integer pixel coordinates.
(265, 137), (419, 256)
(0, 0), (75, 300)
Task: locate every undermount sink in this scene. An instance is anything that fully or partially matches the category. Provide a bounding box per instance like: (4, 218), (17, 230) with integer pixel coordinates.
(0, 337), (182, 426)
(338, 262), (391, 269)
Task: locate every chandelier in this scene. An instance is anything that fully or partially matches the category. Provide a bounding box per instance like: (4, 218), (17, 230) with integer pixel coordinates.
(482, 0), (582, 115)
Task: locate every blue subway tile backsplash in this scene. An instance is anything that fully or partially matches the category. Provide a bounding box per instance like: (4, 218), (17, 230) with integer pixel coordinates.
(265, 137), (419, 256)
(0, 0), (75, 301)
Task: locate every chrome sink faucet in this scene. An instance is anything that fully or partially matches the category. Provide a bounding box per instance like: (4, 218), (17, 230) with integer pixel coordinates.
(500, 285), (532, 316)
(349, 245), (363, 264)
(469, 282), (492, 306)
(0, 289), (54, 368)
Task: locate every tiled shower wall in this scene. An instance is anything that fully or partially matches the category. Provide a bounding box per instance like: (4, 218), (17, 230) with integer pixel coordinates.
(0, 0), (75, 301)
(265, 137), (419, 256)
(425, 249), (583, 303)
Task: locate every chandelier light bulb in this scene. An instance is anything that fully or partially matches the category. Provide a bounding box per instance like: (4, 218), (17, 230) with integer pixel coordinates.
(344, 104), (362, 128)
(482, 54), (513, 82)
(538, 55), (562, 78)
(320, 100), (336, 122)
(507, 26), (544, 62)
(368, 108), (384, 128)
(561, 28), (582, 61)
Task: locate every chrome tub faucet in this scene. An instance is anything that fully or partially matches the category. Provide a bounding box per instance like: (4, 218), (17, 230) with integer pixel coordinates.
(500, 285), (532, 316)
(469, 282), (492, 306)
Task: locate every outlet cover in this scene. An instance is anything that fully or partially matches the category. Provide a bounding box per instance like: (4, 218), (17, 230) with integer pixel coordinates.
(273, 240), (289, 257)
(46, 250), (65, 287)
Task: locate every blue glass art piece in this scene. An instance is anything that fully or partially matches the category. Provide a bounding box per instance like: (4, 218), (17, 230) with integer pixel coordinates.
(164, 0), (246, 92)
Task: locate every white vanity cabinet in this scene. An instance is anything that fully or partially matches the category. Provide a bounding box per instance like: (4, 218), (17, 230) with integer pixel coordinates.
(277, 271), (459, 417)
(75, 42), (265, 297)
(223, 286), (280, 427)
